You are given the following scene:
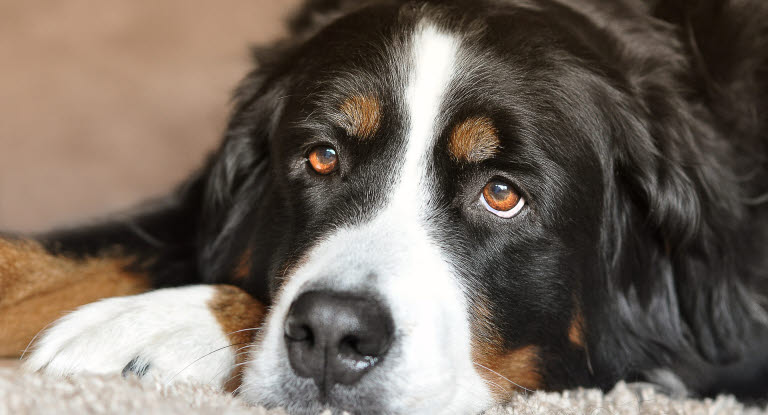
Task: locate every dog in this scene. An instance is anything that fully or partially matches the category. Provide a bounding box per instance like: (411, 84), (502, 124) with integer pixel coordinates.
(1, 0), (767, 413)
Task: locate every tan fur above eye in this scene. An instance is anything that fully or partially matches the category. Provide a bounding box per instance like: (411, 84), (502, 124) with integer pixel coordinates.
(340, 94), (382, 139)
(448, 117), (501, 163)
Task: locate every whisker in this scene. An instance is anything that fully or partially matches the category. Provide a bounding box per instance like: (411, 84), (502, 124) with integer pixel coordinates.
(120, 217), (166, 248)
(224, 327), (263, 338)
(231, 360), (254, 369)
(165, 342), (248, 386)
(232, 381), (248, 396)
(216, 360), (254, 384)
(234, 343), (258, 354)
(481, 378), (514, 402)
(232, 353), (254, 362)
(208, 358), (251, 386)
(473, 362), (535, 394)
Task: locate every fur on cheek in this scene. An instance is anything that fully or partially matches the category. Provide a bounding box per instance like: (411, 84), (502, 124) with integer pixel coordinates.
(472, 341), (542, 399)
(469, 299), (542, 399)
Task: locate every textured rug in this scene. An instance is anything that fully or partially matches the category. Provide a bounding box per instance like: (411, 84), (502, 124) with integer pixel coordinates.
(0, 367), (764, 415)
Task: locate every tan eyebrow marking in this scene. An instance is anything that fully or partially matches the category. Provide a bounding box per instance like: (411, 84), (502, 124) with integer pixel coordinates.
(448, 117), (501, 162)
(340, 94), (382, 139)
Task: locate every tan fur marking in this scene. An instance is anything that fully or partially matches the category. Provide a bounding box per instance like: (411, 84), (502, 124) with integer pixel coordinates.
(232, 248), (253, 282)
(470, 295), (541, 399)
(208, 285), (266, 392)
(448, 117), (500, 162)
(568, 311), (585, 347)
(340, 94), (381, 139)
(0, 239), (150, 357)
(473, 343), (542, 399)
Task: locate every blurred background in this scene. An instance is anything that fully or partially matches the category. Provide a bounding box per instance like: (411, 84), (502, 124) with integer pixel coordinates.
(0, 0), (301, 232)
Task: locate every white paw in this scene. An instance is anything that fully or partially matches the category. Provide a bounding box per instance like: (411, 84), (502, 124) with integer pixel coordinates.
(23, 285), (236, 389)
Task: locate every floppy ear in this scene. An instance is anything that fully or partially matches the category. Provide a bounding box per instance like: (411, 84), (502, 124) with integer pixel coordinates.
(607, 0), (765, 250)
(195, 54), (291, 288)
(650, 0), (767, 137)
(194, 1), (365, 295)
(591, 31), (763, 390)
(612, 93), (739, 250)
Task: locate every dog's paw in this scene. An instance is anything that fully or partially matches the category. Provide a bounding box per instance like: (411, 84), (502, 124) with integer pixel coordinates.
(23, 285), (240, 388)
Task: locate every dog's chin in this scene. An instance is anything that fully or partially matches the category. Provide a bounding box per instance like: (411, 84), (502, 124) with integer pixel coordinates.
(239, 365), (390, 415)
(239, 356), (494, 415)
(241, 382), (492, 415)
(242, 376), (390, 415)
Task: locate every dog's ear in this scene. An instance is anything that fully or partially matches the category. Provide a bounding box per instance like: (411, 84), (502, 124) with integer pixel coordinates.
(592, 47), (762, 388)
(195, 49), (293, 288)
(612, 94), (739, 250)
(615, 0), (766, 251)
(650, 0), (767, 137)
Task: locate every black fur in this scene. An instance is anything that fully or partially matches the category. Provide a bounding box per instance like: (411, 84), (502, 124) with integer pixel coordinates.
(37, 0), (768, 405)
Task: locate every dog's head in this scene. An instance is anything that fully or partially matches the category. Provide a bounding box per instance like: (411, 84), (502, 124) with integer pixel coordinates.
(195, 0), (758, 413)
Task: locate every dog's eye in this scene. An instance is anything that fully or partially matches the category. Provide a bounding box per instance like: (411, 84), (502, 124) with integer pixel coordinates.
(308, 146), (339, 175)
(481, 179), (525, 218)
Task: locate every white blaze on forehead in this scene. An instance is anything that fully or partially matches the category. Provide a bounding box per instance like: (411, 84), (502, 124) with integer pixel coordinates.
(395, 23), (459, 211)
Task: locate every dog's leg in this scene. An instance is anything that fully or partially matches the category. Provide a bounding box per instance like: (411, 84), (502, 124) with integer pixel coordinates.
(0, 180), (206, 358)
(21, 284), (264, 390)
(0, 238), (150, 357)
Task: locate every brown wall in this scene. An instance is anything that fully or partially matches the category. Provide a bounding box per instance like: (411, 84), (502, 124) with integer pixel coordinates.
(0, 0), (301, 232)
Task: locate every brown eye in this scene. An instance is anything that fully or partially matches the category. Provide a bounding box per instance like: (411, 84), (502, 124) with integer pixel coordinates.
(481, 179), (525, 218)
(308, 146), (339, 175)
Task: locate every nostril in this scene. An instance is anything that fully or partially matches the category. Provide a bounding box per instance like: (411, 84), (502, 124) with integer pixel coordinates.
(338, 335), (363, 357)
(283, 290), (395, 394)
(285, 318), (313, 343)
(342, 333), (389, 358)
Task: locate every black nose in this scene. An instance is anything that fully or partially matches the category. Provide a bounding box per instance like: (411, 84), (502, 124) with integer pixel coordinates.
(284, 290), (394, 397)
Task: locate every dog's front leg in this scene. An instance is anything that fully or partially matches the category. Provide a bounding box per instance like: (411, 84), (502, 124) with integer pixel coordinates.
(22, 284), (265, 390)
(0, 238), (150, 357)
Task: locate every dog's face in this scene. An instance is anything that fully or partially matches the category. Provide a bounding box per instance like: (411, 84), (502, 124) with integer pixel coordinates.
(207, 2), (631, 414)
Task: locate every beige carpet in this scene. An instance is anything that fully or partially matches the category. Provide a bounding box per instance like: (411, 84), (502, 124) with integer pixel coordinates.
(0, 366), (763, 415)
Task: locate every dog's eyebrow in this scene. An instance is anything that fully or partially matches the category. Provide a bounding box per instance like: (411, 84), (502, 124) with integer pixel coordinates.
(448, 117), (501, 163)
(339, 94), (381, 140)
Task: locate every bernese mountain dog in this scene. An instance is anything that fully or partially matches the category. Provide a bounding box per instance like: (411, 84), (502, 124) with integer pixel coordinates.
(1, 0), (767, 413)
